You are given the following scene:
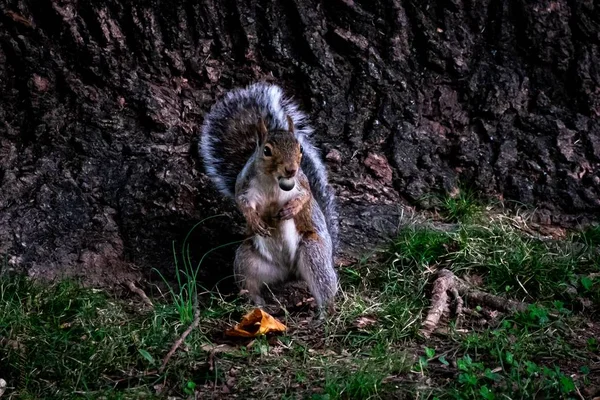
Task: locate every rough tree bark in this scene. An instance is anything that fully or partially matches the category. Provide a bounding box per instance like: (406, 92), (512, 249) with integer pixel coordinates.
(0, 0), (598, 286)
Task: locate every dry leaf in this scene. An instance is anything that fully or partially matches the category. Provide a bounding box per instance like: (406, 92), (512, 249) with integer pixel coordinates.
(225, 309), (286, 338)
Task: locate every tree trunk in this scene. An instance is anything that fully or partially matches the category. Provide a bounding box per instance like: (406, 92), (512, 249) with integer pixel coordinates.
(1, 0), (598, 286)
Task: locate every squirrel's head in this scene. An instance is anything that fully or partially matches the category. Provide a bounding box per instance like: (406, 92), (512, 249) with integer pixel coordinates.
(255, 116), (302, 191)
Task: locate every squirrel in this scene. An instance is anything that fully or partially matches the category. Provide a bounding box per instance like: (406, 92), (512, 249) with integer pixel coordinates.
(199, 82), (339, 313)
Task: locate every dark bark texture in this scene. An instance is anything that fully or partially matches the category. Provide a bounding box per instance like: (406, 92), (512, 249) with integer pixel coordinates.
(1, 0), (599, 285)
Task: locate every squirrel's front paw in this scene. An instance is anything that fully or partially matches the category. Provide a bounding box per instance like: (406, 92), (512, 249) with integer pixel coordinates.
(244, 211), (271, 237)
(278, 200), (301, 220)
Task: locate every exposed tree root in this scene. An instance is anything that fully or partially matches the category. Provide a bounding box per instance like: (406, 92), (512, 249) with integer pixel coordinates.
(421, 269), (529, 338)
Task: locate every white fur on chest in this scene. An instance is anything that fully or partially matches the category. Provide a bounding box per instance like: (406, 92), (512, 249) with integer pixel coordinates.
(247, 179), (302, 266)
(254, 220), (300, 266)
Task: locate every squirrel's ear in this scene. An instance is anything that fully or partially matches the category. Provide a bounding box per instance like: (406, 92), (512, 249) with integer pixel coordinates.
(286, 115), (295, 134)
(257, 118), (268, 146)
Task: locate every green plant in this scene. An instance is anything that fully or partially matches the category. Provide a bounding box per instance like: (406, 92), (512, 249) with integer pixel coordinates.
(0, 276), (192, 398)
(183, 380), (197, 395)
(587, 338), (598, 352)
(1, 203), (596, 399)
(153, 215), (242, 324)
(415, 347), (436, 373)
(449, 218), (598, 302)
(391, 227), (453, 267)
(575, 224), (600, 247)
(441, 189), (482, 224)
(448, 305), (586, 400)
(450, 351), (578, 400)
(322, 362), (384, 400)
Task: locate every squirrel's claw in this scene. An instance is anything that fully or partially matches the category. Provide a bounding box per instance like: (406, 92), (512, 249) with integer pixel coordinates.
(256, 227), (271, 237)
(278, 209), (293, 220)
(253, 221), (272, 237)
(245, 211), (271, 237)
(278, 201), (301, 220)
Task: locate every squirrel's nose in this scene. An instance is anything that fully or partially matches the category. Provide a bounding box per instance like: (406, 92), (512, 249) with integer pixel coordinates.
(285, 168), (297, 177)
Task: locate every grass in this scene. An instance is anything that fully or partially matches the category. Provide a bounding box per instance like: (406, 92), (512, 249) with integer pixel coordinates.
(0, 221), (247, 399)
(329, 203), (598, 398)
(445, 303), (585, 399)
(419, 187), (484, 224)
(451, 216), (598, 301)
(440, 189), (483, 224)
(1, 201), (599, 399)
(1, 277), (167, 398)
(153, 214), (243, 324)
(575, 224), (600, 248)
(0, 272), (254, 399)
(383, 214), (598, 303)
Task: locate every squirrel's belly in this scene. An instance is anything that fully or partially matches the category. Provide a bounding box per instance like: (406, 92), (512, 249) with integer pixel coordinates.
(253, 220), (300, 266)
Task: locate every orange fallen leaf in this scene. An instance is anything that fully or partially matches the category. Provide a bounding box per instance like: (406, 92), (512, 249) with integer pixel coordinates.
(225, 308), (287, 338)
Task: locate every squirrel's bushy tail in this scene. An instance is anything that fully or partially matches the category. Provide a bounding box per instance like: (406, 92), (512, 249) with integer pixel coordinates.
(200, 83), (339, 252)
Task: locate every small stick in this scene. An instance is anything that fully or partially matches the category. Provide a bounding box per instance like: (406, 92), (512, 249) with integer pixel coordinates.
(126, 281), (153, 308)
(574, 384), (585, 400)
(159, 307), (201, 373)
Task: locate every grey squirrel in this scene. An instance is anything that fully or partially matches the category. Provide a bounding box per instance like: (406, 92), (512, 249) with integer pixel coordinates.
(200, 82), (339, 312)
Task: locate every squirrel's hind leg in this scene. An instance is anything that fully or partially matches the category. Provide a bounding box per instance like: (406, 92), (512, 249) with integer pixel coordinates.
(234, 241), (286, 307)
(296, 235), (338, 317)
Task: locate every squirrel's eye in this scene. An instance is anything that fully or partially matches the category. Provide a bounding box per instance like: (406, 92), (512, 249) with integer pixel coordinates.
(263, 146), (272, 157)
(300, 145), (304, 154)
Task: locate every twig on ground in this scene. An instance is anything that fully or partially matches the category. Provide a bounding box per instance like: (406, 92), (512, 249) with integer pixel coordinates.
(159, 307), (201, 373)
(125, 281), (153, 308)
(574, 384), (585, 400)
(421, 269), (529, 337)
